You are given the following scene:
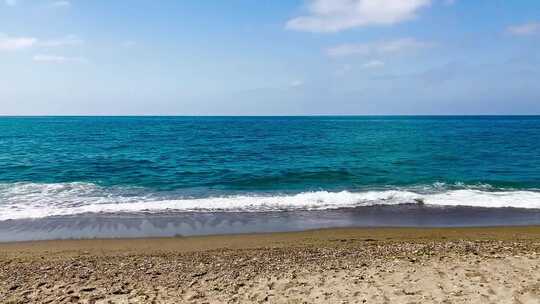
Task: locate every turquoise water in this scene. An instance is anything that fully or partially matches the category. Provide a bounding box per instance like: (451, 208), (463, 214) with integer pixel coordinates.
(1, 116), (540, 220)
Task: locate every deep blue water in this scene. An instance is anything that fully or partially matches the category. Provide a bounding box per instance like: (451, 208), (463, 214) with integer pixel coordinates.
(1, 116), (540, 220)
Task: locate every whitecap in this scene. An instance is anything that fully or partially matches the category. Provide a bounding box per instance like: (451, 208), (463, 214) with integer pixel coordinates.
(1, 182), (540, 220)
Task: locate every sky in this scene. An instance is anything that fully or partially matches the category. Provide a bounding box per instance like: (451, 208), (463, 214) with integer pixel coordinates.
(0, 0), (539, 115)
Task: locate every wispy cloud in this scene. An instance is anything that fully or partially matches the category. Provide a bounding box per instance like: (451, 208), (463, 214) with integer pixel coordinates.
(335, 64), (352, 76)
(121, 40), (137, 48)
(507, 22), (540, 36)
(0, 34), (37, 51)
(40, 35), (83, 47)
(0, 34), (84, 52)
(289, 80), (305, 88)
(51, 1), (71, 8)
(327, 38), (432, 57)
(286, 0), (431, 33)
(361, 60), (385, 68)
(33, 54), (87, 64)
(5, 0), (17, 6)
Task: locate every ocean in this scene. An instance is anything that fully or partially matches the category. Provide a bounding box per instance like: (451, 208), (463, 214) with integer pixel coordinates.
(1, 116), (540, 240)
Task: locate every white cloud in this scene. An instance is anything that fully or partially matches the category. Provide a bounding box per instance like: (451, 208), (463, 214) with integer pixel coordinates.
(0, 34), (37, 51)
(327, 38), (432, 57)
(507, 22), (540, 36)
(40, 35), (83, 47)
(5, 0), (17, 6)
(361, 60), (384, 68)
(286, 0), (431, 33)
(33, 54), (87, 63)
(0, 34), (83, 52)
(51, 1), (71, 7)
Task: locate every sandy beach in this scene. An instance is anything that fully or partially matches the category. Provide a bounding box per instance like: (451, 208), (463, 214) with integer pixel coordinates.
(1, 226), (540, 303)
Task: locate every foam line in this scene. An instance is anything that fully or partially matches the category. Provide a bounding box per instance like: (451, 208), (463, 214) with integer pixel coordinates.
(1, 182), (540, 220)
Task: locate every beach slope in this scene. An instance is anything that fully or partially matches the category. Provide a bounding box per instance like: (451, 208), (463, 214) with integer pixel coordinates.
(1, 226), (540, 303)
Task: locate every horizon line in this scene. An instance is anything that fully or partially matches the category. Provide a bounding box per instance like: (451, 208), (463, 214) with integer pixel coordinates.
(1, 114), (540, 117)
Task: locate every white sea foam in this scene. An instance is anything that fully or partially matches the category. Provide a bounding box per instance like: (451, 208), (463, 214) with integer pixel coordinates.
(1, 182), (540, 220)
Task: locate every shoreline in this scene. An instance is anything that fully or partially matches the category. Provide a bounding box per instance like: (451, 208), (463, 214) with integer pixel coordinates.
(3, 204), (540, 243)
(2, 225), (540, 247)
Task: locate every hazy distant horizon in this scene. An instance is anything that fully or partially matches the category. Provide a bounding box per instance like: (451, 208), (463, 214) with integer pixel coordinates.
(2, 114), (540, 117)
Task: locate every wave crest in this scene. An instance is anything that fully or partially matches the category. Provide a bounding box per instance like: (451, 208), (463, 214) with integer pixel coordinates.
(1, 182), (540, 220)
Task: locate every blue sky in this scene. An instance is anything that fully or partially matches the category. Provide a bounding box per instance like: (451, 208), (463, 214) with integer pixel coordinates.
(1, 0), (539, 115)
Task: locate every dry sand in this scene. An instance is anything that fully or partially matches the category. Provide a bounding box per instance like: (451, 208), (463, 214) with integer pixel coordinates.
(1, 226), (540, 303)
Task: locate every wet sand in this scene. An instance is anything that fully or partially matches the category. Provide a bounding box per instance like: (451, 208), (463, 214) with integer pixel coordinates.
(1, 226), (540, 303)
(3, 205), (540, 242)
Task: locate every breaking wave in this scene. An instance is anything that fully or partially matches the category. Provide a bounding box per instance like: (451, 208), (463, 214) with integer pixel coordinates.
(1, 182), (540, 220)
